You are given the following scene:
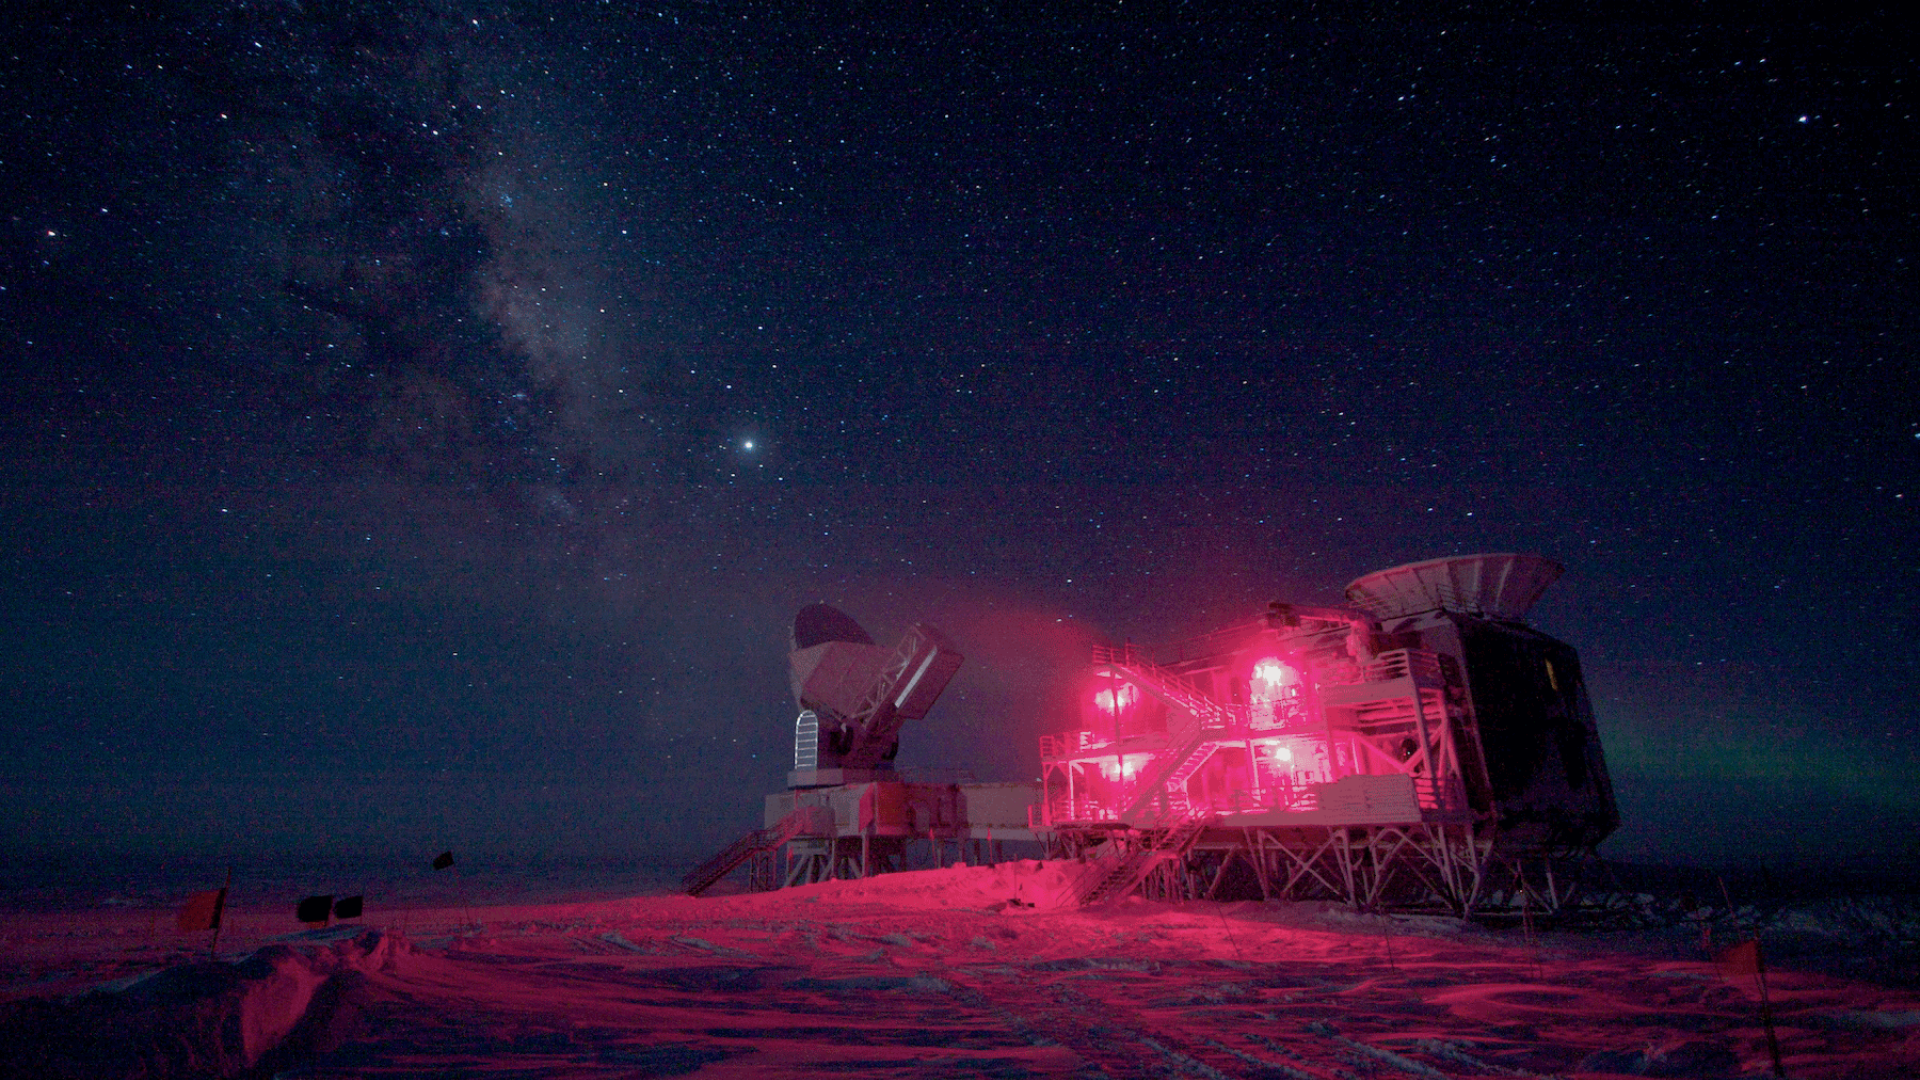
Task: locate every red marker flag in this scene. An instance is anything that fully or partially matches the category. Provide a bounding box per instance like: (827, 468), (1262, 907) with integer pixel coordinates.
(176, 887), (227, 933)
(1717, 937), (1785, 1077)
(1717, 938), (1762, 978)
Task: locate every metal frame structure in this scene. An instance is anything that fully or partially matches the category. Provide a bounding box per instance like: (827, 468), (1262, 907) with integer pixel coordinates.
(1040, 554), (1618, 915)
(686, 559), (1617, 915)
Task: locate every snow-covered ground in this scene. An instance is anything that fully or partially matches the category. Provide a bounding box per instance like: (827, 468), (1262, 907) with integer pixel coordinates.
(2, 861), (1917, 1078)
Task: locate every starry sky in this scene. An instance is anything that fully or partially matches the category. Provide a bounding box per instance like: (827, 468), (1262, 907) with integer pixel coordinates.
(2, 3), (1914, 879)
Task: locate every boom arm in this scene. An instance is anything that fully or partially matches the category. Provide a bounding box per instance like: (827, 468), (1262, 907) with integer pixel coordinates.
(841, 624), (963, 769)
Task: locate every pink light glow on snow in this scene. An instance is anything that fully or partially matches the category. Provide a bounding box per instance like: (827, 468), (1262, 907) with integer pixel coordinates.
(4, 865), (1918, 1077)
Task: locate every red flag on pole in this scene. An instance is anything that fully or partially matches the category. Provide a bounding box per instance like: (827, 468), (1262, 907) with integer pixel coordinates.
(1716, 938), (1761, 978)
(1716, 937), (1785, 1077)
(176, 887), (227, 933)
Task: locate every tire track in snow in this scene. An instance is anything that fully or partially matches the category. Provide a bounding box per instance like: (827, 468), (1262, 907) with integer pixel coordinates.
(937, 977), (1145, 1076)
(1196, 1037), (1324, 1080)
(1242, 1027), (1484, 1080)
(1394, 1038), (1544, 1077)
(940, 965), (1414, 1079)
(941, 972), (1251, 1077)
(1028, 966), (1476, 1080)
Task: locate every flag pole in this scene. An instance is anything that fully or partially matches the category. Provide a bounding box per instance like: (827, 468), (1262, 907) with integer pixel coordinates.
(1720, 872), (1783, 1078)
(209, 866), (231, 959)
(457, 863), (475, 931)
(1754, 939), (1784, 1078)
(431, 851), (474, 932)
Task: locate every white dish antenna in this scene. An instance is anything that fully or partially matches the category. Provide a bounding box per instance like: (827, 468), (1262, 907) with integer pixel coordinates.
(1344, 553), (1564, 621)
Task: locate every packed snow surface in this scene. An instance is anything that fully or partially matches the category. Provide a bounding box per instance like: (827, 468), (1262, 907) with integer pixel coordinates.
(2, 860), (1917, 1078)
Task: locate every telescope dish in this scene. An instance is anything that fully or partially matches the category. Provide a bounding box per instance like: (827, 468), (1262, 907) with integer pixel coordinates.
(1344, 553), (1564, 621)
(792, 603), (874, 651)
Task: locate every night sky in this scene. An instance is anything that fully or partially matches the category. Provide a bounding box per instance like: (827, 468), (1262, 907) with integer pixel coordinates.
(3, 4), (1914, 879)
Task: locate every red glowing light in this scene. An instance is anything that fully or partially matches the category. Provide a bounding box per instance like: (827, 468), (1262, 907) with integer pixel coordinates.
(1249, 656), (1306, 730)
(1249, 657), (1298, 700)
(1093, 682), (1139, 715)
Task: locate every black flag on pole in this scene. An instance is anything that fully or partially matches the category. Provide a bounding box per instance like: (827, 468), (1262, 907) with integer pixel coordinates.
(431, 851), (455, 870)
(296, 894), (334, 926)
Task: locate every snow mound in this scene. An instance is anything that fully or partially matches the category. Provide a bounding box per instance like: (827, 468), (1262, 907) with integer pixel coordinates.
(1767, 894), (1920, 947)
(776, 860), (1087, 911)
(0, 930), (405, 1080)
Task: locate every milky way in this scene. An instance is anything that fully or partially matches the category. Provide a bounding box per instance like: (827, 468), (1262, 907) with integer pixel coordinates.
(2, 4), (1914, 876)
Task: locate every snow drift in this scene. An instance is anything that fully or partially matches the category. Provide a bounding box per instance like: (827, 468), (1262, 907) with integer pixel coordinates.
(0, 930), (403, 1079)
(2, 861), (1918, 1078)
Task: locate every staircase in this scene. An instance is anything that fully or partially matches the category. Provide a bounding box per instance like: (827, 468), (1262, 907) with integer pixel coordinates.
(1093, 647), (1239, 822)
(681, 808), (816, 896)
(1073, 810), (1215, 905)
(1095, 646), (1238, 730)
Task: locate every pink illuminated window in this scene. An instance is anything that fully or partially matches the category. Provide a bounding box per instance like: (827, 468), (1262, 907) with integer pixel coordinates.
(1249, 657), (1305, 728)
(1093, 682), (1139, 715)
(1250, 657), (1298, 698)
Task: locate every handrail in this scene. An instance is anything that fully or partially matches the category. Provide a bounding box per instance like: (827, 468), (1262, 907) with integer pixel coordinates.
(1073, 809), (1215, 905)
(1037, 728), (1121, 762)
(1323, 648), (1447, 687)
(1093, 648), (1239, 730)
(1091, 649), (1241, 821)
(681, 808), (815, 896)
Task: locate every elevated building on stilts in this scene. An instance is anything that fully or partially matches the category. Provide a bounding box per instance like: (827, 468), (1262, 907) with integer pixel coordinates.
(684, 554), (1619, 915)
(1039, 553), (1618, 913)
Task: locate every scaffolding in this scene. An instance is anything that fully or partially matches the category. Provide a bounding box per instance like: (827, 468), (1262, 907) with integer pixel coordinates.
(1038, 554), (1618, 915)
